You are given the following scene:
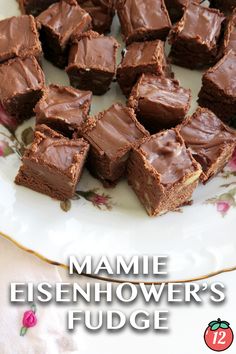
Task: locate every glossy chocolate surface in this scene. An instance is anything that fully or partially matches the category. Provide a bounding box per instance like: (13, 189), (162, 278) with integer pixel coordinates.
(68, 30), (118, 72)
(177, 3), (225, 49)
(37, 0), (92, 47)
(223, 9), (236, 53)
(0, 15), (41, 63)
(120, 40), (166, 69)
(180, 107), (236, 171)
(164, 0), (200, 22)
(0, 56), (45, 102)
(18, 0), (58, 16)
(140, 129), (195, 184)
(15, 125), (89, 200)
(116, 0), (171, 44)
(35, 84), (92, 129)
(117, 40), (170, 96)
(67, 30), (118, 94)
(130, 74), (190, 107)
(77, 0), (115, 33)
(83, 103), (148, 158)
(204, 50), (236, 97)
(28, 127), (87, 171)
(129, 74), (191, 130)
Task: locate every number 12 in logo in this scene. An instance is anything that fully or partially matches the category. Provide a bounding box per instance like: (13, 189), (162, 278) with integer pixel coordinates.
(204, 318), (234, 352)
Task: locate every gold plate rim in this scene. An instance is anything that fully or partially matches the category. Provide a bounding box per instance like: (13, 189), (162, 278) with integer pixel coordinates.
(1, 230), (236, 285)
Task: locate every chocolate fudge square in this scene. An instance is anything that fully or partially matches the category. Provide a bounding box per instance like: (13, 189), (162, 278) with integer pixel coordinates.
(117, 40), (172, 97)
(35, 85), (92, 137)
(66, 31), (119, 95)
(169, 3), (225, 69)
(198, 50), (236, 123)
(37, 0), (92, 68)
(164, 0), (200, 23)
(18, 0), (58, 16)
(127, 129), (202, 216)
(15, 125), (90, 201)
(0, 15), (42, 64)
(209, 0), (236, 13)
(82, 103), (149, 186)
(0, 56), (45, 122)
(116, 0), (171, 45)
(77, 0), (115, 33)
(128, 74), (191, 133)
(179, 108), (236, 183)
(221, 9), (236, 55)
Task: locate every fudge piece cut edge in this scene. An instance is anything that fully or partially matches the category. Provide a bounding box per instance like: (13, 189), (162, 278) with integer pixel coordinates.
(178, 107), (236, 183)
(0, 55), (45, 122)
(15, 124), (90, 200)
(82, 103), (149, 187)
(67, 30), (119, 95)
(128, 73), (191, 132)
(34, 84), (92, 136)
(127, 129), (202, 216)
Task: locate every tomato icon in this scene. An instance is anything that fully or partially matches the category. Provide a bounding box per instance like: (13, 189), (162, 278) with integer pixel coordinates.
(204, 318), (234, 352)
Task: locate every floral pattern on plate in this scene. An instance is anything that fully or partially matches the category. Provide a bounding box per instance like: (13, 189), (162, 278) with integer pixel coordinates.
(0, 110), (114, 212)
(206, 149), (236, 216)
(1, 114), (235, 216)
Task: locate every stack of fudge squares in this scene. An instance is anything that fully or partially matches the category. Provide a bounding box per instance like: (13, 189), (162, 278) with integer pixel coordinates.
(0, 0), (235, 217)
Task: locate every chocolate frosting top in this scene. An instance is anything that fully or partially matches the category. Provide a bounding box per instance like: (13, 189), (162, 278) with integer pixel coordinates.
(76, 0), (115, 32)
(36, 142), (83, 170)
(117, 0), (171, 37)
(227, 24), (236, 52)
(131, 74), (191, 108)
(78, 0), (115, 9)
(0, 15), (41, 63)
(68, 30), (118, 72)
(29, 125), (88, 172)
(223, 9), (236, 53)
(37, 1), (91, 46)
(178, 3), (225, 48)
(179, 107), (236, 170)
(35, 84), (92, 125)
(205, 50), (236, 97)
(0, 56), (45, 101)
(140, 129), (195, 184)
(119, 40), (165, 68)
(84, 103), (148, 157)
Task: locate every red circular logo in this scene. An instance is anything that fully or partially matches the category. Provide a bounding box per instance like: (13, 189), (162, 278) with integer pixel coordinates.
(204, 319), (234, 352)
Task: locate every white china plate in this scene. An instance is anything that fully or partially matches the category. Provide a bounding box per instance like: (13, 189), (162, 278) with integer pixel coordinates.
(0, 0), (236, 283)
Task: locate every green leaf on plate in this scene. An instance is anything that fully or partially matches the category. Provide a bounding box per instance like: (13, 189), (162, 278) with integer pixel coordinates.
(60, 200), (71, 212)
(219, 193), (235, 204)
(3, 144), (14, 157)
(21, 127), (34, 146)
(228, 187), (236, 198)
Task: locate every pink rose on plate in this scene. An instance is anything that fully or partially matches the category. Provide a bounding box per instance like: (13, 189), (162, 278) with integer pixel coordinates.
(217, 201), (231, 215)
(228, 149), (236, 171)
(22, 310), (37, 328)
(0, 141), (5, 157)
(76, 189), (113, 210)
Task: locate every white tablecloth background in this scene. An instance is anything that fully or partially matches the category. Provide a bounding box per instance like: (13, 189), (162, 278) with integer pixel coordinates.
(0, 236), (235, 354)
